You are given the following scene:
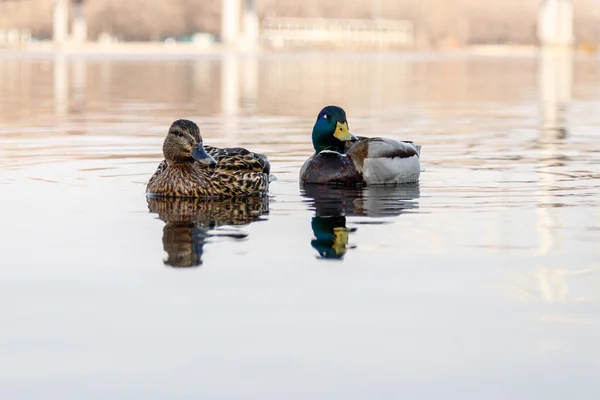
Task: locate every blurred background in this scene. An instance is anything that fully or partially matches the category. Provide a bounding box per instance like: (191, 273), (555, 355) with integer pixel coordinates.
(0, 0), (599, 51)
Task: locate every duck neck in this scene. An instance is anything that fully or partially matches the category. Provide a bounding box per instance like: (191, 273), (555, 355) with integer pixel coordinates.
(166, 158), (195, 168)
(312, 129), (345, 154)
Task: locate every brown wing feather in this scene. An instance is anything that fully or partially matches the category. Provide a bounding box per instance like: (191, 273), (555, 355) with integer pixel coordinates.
(152, 146), (270, 177)
(205, 145), (270, 174)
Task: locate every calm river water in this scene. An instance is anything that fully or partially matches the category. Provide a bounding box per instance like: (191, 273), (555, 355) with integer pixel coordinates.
(1, 50), (599, 399)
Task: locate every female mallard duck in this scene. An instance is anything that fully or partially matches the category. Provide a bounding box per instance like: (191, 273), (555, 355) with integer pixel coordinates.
(300, 106), (421, 186)
(147, 119), (270, 198)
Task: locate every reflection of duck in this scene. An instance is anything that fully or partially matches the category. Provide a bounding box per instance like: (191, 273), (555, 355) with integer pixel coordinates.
(310, 215), (356, 260)
(303, 183), (420, 218)
(147, 119), (270, 198)
(147, 196), (269, 268)
(300, 106), (421, 185)
(302, 184), (420, 259)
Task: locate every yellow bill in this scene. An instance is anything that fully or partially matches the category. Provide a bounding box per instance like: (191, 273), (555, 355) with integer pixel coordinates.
(333, 121), (357, 141)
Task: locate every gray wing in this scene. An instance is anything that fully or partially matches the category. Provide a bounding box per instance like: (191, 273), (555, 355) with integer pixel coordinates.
(347, 137), (419, 159)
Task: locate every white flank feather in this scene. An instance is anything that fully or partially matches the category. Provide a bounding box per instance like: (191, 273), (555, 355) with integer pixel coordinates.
(362, 155), (420, 184)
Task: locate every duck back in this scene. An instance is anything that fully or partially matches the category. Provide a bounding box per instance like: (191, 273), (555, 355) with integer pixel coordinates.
(204, 146), (270, 175)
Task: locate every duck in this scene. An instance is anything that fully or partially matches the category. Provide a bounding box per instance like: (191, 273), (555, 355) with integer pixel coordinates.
(300, 106), (421, 186)
(147, 119), (270, 198)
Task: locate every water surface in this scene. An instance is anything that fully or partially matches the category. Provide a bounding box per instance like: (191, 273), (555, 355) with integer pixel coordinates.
(1, 51), (599, 399)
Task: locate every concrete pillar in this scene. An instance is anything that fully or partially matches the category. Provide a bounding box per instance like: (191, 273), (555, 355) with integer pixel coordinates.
(242, 0), (260, 51)
(538, 0), (574, 46)
(53, 0), (69, 44)
(371, 0), (382, 20)
(221, 0), (241, 45)
(72, 0), (87, 43)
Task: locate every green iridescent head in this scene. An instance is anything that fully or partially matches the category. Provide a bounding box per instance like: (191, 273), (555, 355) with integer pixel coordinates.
(311, 106), (357, 154)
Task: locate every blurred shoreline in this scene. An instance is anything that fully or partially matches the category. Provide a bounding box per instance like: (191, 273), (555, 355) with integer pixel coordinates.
(0, 42), (561, 58)
(1, 43), (598, 60)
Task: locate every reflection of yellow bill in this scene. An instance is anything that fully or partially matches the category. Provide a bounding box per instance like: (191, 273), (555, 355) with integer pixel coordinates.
(332, 227), (350, 255)
(333, 121), (353, 141)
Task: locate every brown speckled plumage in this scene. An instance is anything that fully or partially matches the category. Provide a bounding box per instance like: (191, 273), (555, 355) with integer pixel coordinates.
(147, 119), (270, 198)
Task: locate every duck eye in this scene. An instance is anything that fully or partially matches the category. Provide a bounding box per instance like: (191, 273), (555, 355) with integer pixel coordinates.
(323, 114), (328, 119)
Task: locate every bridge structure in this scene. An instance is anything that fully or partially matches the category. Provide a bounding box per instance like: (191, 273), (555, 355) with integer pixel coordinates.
(538, 0), (574, 46)
(261, 17), (414, 48)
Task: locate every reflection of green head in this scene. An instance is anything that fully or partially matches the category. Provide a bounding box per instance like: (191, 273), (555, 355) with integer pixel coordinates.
(310, 215), (355, 259)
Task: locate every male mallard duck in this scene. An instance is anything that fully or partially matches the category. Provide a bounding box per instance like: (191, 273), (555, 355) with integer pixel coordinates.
(147, 119), (270, 198)
(300, 106), (421, 186)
